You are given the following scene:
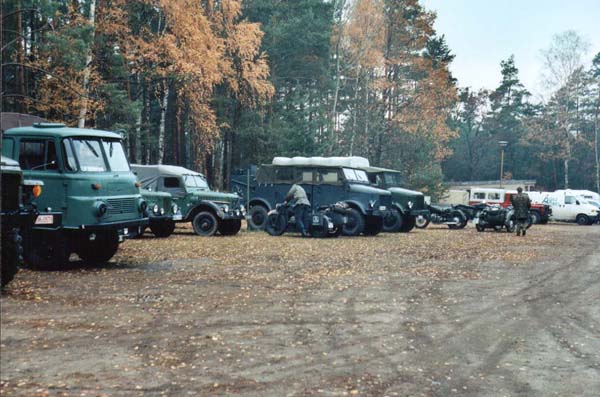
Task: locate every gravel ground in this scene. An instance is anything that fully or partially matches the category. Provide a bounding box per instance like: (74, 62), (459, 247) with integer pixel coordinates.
(1, 223), (599, 396)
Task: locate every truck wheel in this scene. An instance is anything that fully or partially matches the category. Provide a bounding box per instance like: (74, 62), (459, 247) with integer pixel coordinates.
(342, 208), (365, 236)
(192, 211), (218, 236)
(1, 228), (22, 288)
(576, 214), (590, 226)
(362, 219), (383, 236)
(415, 215), (430, 229)
(248, 206), (268, 230)
(150, 220), (176, 238)
(529, 211), (541, 225)
(382, 209), (402, 232)
(78, 232), (119, 265)
(218, 219), (242, 236)
(399, 215), (416, 233)
(25, 231), (70, 269)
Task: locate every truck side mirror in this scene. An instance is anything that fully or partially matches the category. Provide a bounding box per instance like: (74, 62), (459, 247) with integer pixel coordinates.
(576, 200), (580, 205)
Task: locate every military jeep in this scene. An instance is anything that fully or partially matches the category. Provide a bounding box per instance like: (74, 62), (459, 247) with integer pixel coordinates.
(363, 167), (429, 233)
(2, 123), (149, 268)
(138, 189), (182, 237)
(246, 157), (392, 236)
(1, 156), (42, 287)
(132, 164), (245, 236)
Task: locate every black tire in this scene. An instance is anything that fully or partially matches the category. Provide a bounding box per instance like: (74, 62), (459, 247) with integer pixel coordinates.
(415, 215), (430, 229)
(476, 224), (485, 232)
(192, 211), (218, 236)
(448, 211), (467, 230)
(382, 208), (402, 232)
(576, 214), (589, 226)
(328, 227), (343, 238)
(248, 205), (268, 230)
(77, 231), (119, 265)
(1, 228), (22, 288)
(529, 211), (541, 225)
(342, 208), (365, 236)
(399, 215), (416, 233)
(310, 217), (330, 238)
(24, 231), (70, 269)
(506, 219), (516, 233)
(362, 221), (383, 236)
(150, 220), (175, 238)
(265, 213), (287, 236)
(218, 219), (242, 236)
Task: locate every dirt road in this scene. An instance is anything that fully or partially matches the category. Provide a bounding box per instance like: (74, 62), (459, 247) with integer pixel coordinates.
(1, 224), (599, 396)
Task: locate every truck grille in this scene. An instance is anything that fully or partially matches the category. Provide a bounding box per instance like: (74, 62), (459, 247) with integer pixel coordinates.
(107, 198), (137, 215)
(379, 195), (392, 207)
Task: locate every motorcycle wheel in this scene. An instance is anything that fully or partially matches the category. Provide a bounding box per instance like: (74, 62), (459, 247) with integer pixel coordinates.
(476, 224), (485, 232)
(448, 211), (467, 230)
(506, 219), (516, 233)
(265, 213), (286, 236)
(328, 227), (343, 238)
(415, 215), (430, 229)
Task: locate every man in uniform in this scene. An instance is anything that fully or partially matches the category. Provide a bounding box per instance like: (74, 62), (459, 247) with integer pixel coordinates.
(510, 187), (531, 236)
(285, 184), (311, 237)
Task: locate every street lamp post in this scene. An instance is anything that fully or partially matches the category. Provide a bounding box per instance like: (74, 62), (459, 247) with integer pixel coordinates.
(498, 141), (508, 188)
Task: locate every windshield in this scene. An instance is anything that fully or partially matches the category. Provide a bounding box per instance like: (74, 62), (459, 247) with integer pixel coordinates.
(183, 174), (209, 189)
(71, 138), (107, 172)
(382, 172), (404, 187)
(102, 140), (129, 171)
(343, 168), (369, 183)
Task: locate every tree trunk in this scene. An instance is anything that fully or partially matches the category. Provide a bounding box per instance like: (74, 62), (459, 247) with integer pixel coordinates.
(349, 69), (361, 156)
(157, 81), (169, 164)
(595, 90), (599, 194)
(16, 0), (26, 113)
(77, 0), (96, 128)
(329, 0), (346, 154)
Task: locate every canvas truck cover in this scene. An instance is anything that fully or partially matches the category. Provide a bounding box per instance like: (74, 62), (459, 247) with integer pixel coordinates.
(272, 156), (370, 168)
(131, 164), (205, 189)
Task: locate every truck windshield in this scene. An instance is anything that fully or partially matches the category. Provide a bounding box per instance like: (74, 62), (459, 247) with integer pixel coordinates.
(382, 172), (403, 187)
(71, 138), (107, 172)
(343, 168), (369, 183)
(183, 174), (209, 189)
(102, 140), (130, 171)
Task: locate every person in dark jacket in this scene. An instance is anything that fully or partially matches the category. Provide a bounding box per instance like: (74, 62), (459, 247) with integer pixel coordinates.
(510, 187), (531, 236)
(285, 184), (311, 237)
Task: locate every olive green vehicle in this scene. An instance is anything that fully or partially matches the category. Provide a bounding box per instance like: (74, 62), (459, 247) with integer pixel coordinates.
(2, 123), (149, 268)
(132, 164), (245, 236)
(363, 167), (429, 233)
(138, 189), (182, 237)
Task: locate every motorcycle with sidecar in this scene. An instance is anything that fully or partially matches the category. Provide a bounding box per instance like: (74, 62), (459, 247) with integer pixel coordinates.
(265, 201), (350, 237)
(415, 205), (468, 229)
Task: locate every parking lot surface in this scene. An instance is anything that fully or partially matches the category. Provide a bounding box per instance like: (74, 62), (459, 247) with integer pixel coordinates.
(1, 224), (599, 396)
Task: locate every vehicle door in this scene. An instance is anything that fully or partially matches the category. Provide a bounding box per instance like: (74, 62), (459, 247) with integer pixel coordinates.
(312, 168), (342, 209)
(161, 176), (187, 214)
(17, 137), (66, 214)
(562, 195), (579, 220)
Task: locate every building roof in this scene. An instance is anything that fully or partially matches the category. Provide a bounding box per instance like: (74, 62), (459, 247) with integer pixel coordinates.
(4, 123), (121, 139)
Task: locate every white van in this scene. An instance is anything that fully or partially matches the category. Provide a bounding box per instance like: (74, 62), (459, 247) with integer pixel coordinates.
(543, 190), (598, 225)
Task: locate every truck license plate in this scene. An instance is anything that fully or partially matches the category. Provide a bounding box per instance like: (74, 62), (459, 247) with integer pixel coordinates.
(35, 214), (54, 225)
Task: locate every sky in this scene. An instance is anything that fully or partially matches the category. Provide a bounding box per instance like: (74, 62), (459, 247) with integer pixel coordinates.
(421, 0), (600, 98)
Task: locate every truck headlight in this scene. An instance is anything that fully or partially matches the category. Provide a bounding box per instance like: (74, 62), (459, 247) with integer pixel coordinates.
(95, 201), (108, 217)
(172, 203), (178, 214)
(152, 204), (160, 214)
(160, 207), (165, 215)
(221, 205), (229, 213)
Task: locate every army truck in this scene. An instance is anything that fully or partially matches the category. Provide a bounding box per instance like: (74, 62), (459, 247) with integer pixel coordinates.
(139, 189), (182, 237)
(1, 156), (42, 287)
(245, 157), (392, 236)
(2, 123), (149, 268)
(362, 166), (429, 233)
(132, 164), (245, 236)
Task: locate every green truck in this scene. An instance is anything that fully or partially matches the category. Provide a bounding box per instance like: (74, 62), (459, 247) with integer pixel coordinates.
(139, 189), (182, 237)
(132, 164), (245, 236)
(363, 167), (429, 232)
(2, 123), (149, 268)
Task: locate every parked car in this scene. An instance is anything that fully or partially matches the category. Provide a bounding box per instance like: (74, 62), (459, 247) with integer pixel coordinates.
(2, 123), (149, 268)
(468, 188), (551, 224)
(242, 157), (392, 236)
(541, 191), (598, 225)
(362, 166), (429, 232)
(132, 164), (244, 236)
(139, 189), (182, 237)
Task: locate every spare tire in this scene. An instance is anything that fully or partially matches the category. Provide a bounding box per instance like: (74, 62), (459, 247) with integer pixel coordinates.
(248, 205), (268, 230)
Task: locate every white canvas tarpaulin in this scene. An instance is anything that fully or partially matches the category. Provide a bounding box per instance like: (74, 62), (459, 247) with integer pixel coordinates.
(272, 156), (370, 168)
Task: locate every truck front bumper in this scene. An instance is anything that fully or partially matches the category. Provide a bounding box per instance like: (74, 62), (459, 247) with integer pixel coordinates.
(66, 218), (149, 239)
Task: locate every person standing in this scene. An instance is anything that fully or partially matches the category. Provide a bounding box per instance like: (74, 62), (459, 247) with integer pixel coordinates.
(285, 184), (311, 237)
(510, 187), (531, 236)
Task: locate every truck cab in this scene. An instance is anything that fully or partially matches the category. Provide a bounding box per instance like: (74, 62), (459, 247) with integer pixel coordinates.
(2, 123), (148, 267)
(363, 166), (428, 232)
(543, 190), (598, 225)
(247, 157), (392, 236)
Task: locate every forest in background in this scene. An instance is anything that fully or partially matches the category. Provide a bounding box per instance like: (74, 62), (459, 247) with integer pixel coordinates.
(2, 0), (599, 198)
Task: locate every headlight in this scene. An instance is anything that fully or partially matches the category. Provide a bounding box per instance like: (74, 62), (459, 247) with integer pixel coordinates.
(221, 205), (229, 213)
(152, 204), (160, 214)
(240, 205), (246, 216)
(160, 207), (165, 215)
(95, 201), (108, 217)
(408, 201), (414, 209)
(172, 203), (178, 214)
